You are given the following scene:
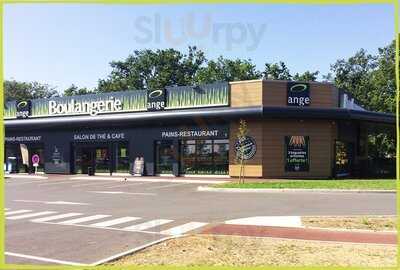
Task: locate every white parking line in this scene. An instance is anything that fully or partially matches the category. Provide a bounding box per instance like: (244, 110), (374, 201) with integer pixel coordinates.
(14, 200), (91, 206)
(5, 252), (84, 266)
(90, 217), (141, 227)
(146, 183), (187, 190)
(31, 213), (84, 223)
(38, 180), (90, 187)
(89, 191), (156, 196)
(71, 181), (121, 188)
(160, 222), (208, 235)
(105, 182), (151, 189)
(123, 219), (173, 231)
(7, 211), (57, 220)
(58, 215), (110, 225)
(5, 210), (33, 216)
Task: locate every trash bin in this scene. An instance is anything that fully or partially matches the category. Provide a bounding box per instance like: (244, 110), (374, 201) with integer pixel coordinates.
(88, 167), (94, 176)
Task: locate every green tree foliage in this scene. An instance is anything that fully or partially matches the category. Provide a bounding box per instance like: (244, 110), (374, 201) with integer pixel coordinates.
(97, 46), (206, 92)
(330, 40), (396, 113)
(330, 40), (397, 159)
(64, 84), (93, 96)
(4, 80), (58, 102)
(263, 62), (319, 82)
(195, 57), (261, 84)
(263, 61), (292, 80)
(293, 71), (320, 82)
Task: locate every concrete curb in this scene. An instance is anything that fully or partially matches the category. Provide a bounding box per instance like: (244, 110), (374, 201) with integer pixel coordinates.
(5, 174), (48, 180)
(197, 186), (396, 194)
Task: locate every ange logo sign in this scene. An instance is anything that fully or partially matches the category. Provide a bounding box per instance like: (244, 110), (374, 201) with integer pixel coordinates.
(287, 82), (310, 107)
(16, 100), (32, 119)
(147, 89), (166, 111)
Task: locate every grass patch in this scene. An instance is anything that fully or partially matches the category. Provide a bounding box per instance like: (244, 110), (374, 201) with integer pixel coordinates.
(214, 180), (396, 190)
(302, 216), (397, 231)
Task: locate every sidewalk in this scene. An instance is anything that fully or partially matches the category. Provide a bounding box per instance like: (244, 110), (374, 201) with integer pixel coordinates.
(201, 224), (397, 245)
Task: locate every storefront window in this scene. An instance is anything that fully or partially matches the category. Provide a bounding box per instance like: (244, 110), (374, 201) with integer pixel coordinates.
(5, 144), (44, 173)
(180, 139), (229, 175)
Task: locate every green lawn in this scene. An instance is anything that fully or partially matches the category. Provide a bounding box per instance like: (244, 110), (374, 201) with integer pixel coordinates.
(214, 180), (397, 190)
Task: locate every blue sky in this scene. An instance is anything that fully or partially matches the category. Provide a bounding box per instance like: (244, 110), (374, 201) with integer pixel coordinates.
(4, 4), (395, 92)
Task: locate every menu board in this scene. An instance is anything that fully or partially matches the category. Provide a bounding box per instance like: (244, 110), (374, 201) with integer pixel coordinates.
(285, 136), (309, 172)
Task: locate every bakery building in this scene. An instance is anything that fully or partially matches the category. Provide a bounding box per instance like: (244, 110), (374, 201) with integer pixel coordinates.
(4, 80), (395, 178)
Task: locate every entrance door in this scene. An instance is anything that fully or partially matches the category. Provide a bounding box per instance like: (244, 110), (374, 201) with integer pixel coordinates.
(75, 147), (94, 174)
(94, 147), (111, 173)
(155, 141), (175, 175)
(334, 141), (354, 177)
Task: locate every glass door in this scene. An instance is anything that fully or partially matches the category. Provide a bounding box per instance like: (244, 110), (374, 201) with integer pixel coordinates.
(95, 147), (111, 173)
(335, 141), (354, 177)
(155, 141), (175, 174)
(75, 147), (93, 174)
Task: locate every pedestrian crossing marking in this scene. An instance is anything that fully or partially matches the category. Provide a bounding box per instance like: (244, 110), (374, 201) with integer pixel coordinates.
(7, 211), (57, 220)
(31, 213), (84, 223)
(90, 216), (141, 227)
(58, 215), (111, 225)
(123, 219), (173, 231)
(160, 222), (208, 235)
(5, 210), (32, 216)
(6, 209), (209, 235)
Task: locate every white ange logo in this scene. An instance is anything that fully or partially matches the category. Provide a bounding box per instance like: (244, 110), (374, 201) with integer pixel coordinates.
(290, 84), (308, 93)
(148, 90), (164, 98)
(17, 101), (28, 109)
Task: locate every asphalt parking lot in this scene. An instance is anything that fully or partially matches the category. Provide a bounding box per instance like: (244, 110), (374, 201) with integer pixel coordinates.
(5, 175), (396, 266)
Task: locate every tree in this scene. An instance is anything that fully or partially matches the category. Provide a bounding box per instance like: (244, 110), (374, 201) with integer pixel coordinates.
(97, 46), (206, 92)
(263, 61), (292, 80)
(195, 57), (261, 84)
(235, 119), (249, 184)
(64, 84), (93, 96)
(330, 40), (397, 160)
(4, 80), (58, 102)
(293, 70), (319, 82)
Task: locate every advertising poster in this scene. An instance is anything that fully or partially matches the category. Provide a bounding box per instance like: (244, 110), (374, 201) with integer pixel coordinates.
(285, 136), (309, 172)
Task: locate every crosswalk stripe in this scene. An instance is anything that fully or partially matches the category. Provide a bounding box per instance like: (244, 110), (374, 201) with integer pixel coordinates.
(160, 222), (208, 235)
(90, 216), (141, 227)
(5, 210), (32, 216)
(58, 215), (110, 225)
(7, 211), (57, 220)
(123, 219), (173, 231)
(31, 213), (83, 222)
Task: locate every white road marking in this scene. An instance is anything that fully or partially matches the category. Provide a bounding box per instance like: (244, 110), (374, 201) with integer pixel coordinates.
(31, 213), (84, 223)
(58, 215), (110, 225)
(6, 180), (48, 186)
(105, 182), (150, 189)
(71, 181), (120, 187)
(4, 208), (10, 211)
(5, 210), (33, 216)
(146, 183), (187, 190)
(14, 200), (90, 206)
(123, 219), (173, 231)
(38, 180), (89, 186)
(160, 222), (208, 235)
(90, 216), (141, 227)
(89, 191), (156, 196)
(7, 211), (57, 220)
(225, 216), (303, 228)
(5, 252), (84, 266)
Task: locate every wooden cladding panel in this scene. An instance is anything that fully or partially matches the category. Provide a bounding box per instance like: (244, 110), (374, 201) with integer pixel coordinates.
(262, 119), (336, 178)
(229, 119), (263, 177)
(230, 81), (263, 107)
